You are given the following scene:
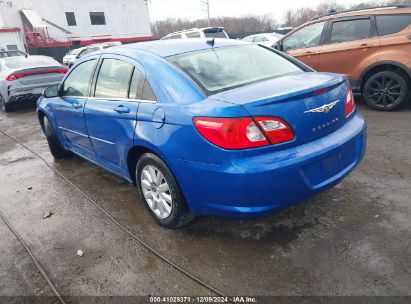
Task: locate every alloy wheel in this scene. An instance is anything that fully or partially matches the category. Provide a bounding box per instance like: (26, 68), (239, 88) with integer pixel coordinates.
(365, 74), (404, 109)
(140, 165), (173, 219)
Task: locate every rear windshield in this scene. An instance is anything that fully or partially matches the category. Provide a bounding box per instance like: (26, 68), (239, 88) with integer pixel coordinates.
(4, 56), (59, 69)
(167, 45), (303, 94)
(0, 51), (26, 58)
(203, 30), (227, 38)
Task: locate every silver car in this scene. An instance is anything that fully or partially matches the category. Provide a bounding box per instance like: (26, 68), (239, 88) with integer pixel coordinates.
(0, 55), (67, 112)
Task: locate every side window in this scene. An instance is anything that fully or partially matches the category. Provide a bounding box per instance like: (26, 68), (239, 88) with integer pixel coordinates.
(63, 59), (97, 97)
(186, 31), (201, 38)
(142, 80), (156, 101)
(243, 36), (255, 42)
(95, 59), (134, 99)
(329, 19), (371, 44)
(254, 36), (268, 42)
(128, 68), (145, 99)
(282, 22), (325, 51)
(376, 14), (411, 36)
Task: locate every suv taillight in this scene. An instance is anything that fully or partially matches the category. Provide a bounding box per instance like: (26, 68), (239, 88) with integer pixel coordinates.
(345, 85), (355, 117)
(193, 116), (294, 150)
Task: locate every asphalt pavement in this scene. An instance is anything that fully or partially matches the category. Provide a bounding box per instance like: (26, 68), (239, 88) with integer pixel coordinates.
(0, 101), (410, 302)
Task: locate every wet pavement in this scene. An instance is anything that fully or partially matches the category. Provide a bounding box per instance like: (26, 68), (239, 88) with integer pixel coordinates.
(0, 101), (410, 300)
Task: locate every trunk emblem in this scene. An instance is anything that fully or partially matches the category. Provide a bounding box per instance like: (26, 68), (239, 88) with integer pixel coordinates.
(304, 100), (339, 114)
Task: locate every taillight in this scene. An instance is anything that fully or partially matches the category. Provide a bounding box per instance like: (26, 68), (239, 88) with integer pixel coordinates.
(5, 68), (68, 81)
(345, 85), (355, 117)
(193, 116), (294, 150)
(254, 117), (294, 144)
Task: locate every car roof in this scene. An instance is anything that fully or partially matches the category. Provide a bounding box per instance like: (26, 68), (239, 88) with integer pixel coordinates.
(114, 38), (249, 58)
(314, 6), (411, 22)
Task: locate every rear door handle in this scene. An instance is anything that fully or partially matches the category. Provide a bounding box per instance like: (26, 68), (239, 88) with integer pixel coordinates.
(113, 105), (130, 114)
(72, 102), (83, 109)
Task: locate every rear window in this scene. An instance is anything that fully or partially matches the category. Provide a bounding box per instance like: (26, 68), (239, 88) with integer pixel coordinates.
(4, 56), (59, 69)
(376, 14), (411, 36)
(167, 45), (303, 94)
(203, 30), (227, 38)
(330, 19), (371, 43)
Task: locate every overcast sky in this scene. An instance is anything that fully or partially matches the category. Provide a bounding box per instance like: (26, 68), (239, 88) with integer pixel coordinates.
(147, 0), (361, 23)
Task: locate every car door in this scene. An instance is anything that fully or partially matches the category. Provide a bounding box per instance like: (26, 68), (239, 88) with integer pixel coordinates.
(318, 16), (380, 82)
(280, 21), (327, 70)
(53, 57), (98, 151)
(84, 55), (144, 170)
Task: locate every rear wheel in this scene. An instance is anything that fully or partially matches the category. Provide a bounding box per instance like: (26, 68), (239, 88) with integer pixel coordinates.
(136, 153), (194, 229)
(363, 71), (409, 111)
(43, 116), (70, 159)
(0, 95), (12, 112)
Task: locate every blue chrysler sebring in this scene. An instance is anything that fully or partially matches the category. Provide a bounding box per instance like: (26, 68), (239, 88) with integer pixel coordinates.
(37, 39), (366, 228)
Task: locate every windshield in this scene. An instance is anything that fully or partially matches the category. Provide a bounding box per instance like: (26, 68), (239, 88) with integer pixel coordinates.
(167, 45), (302, 94)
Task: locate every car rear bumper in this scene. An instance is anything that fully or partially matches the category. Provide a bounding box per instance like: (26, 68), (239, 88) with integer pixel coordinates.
(5, 81), (62, 104)
(169, 112), (367, 218)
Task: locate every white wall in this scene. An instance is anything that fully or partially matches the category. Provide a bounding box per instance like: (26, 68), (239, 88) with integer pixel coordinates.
(0, 0), (152, 42)
(0, 31), (25, 51)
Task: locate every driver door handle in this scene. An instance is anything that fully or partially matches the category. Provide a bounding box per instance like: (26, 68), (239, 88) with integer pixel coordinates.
(72, 102), (83, 109)
(113, 105), (130, 114)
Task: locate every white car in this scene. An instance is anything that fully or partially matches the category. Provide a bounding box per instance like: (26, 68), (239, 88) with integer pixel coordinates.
(161, 27), (229, 40)
(242, 33), (284, 48)
(62, 47), (86, 67)
(65, 42), (123, 67)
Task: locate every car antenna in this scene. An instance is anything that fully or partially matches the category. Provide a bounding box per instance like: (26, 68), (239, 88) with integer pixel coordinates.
(207, 27), (223, 47)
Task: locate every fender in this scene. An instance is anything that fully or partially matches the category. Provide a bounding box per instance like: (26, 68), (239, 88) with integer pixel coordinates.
(357, 60), (411, 91)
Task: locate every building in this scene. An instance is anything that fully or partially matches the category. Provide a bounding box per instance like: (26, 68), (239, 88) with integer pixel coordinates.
(0, 0), (152, 60)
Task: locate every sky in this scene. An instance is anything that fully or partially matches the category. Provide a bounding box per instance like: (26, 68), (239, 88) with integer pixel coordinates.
(147, 0), (360, 23)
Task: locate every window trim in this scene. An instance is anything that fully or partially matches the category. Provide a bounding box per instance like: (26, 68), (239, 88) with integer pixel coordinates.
(323, 15), (376, 45)
(280, 20), (329, 51)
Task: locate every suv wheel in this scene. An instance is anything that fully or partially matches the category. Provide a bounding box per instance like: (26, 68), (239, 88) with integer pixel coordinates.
(136, 153), (194, 229)
(363, 71), (409, 111)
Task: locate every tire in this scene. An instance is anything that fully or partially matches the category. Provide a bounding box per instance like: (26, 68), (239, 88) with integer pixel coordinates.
(136, 153), (194, 229)
(0, 95), (12, 112)
(43, 116), (70, 159)
(363, 70), (409, 111)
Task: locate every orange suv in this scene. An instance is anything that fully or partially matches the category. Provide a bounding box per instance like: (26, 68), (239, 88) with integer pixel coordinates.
(276, 5), (411, 110)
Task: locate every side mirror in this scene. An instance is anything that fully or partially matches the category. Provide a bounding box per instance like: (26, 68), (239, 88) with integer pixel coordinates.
(42, 85), (59, 98)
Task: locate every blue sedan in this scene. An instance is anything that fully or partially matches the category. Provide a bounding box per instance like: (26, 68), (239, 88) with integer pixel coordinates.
(37, 39), (366, 228)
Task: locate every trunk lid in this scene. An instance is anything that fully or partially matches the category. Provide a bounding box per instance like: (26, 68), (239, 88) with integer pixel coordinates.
(11, 66), (66, 85)
(209, 72), (349, 148)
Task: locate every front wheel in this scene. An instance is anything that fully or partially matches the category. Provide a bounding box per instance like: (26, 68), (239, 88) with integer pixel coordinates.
(363, 71), (409, 111)
(43, 116), (70, 159)
(136, 153), (194, 229)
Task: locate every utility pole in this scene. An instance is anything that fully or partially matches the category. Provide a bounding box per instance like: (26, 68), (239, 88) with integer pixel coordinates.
(202, 0), (210, 26)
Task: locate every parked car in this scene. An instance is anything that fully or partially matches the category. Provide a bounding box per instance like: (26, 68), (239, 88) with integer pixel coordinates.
(0, 55), (67, 112)
(242, 33), (284, 48)
(67, 42), (123, 67)
(161, 27), (229, 40)
(0, 50), (27, 58)
(62, 47), (86, 67)
(37, 39), (366, 228)
(275, 5), (411, 111)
